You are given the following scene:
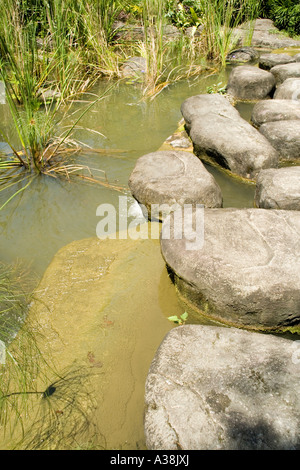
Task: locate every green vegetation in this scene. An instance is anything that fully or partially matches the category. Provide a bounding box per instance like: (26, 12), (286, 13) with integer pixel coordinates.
(0, 262), (101, 449)
(260, 0), (300, 36)
(168, 311), (189, 325)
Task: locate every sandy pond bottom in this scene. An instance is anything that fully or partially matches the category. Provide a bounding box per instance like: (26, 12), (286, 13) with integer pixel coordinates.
(1, 226), (197, 449)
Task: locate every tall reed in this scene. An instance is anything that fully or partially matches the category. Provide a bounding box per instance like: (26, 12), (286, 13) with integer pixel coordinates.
(199, 0), (259, 65)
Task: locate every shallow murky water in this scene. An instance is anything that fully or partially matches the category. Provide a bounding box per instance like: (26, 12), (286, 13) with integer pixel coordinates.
(0, 70), (255, 275)
(0, 70), (258, 449)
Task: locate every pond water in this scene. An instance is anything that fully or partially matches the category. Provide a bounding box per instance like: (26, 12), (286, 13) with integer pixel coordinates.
(0, 69), (258, 450)
(0, 68), (255, 276)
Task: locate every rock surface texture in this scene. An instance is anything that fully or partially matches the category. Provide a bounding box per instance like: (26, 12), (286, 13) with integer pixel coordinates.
(181, 93), (240, 132)
(233, 19), (300, 49)
(251, 99), (300, 127)
(259, 120), (300, 161)
(274, 78), (300, 100)
(270, 63), (300, 85)
(255, 167), (300, 210)
(128, 151), (223, 221)
(160, 207), (300, 330)
(144, 324), (300, 450)
(226, 47), (259, 64)
(181, 94), (279, 179)
(226, 65), (276, 101)
(259, 53), (296, 70)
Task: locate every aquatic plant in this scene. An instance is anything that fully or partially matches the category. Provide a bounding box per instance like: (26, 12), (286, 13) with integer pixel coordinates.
(199, 0), (259, 65)
(0, 2), (126, 211)
(0, 260), (103, 449)
(168, 311), (188, 325)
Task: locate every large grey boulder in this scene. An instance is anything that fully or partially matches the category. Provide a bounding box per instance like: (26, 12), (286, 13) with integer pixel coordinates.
(274, 78), (300, 100)
(145, 324), (300, 450)
(259, 53), (295, 70)
(259, 120), (300, 162)
(226, 65), (276, 101)
(160, 207), (300, 330)
(251, 99), (300, 127)
(189, 112), (278, 179)
(270, 62), (300, 85)
(255, 167), (300, 210)
(181, 93), (240, 133)
(128, 151), (223, 221)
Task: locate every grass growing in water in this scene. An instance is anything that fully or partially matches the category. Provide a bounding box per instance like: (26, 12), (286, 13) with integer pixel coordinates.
(198, 0), (259, 65)
(0, 262), (103, 449)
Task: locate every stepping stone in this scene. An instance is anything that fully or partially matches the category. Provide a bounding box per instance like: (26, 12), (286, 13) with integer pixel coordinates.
(259, 120), (300, 162)
(226, 65), (276, 101)
(160, 207), (300, 330)
(274, 78), (300, 100)
(128, 151), (223, 221)
(181, 93), (240, 132)
(226, 47), (259, 64)
(145, 324), (300, 450)
(259, 53), (295, 70)
(270, 62), (300, 85)
(255, 167), (300, 210)
(251, 99), (300, 127)
(188, 112), (278, 179)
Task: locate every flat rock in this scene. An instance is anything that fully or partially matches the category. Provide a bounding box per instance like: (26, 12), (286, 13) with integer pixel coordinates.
(189, 112), (278, 179)
(5, 231), (182, 450)
(259, 53), (295, 70)
(160, 207), (300, 330)
(226, 47), (259, 64)
(145, 324), (300, 450)
(251, 99), (300, 127)
(128, 151), (223, 221)
(255, 167), (300, 210)
(232, 19), (300, 49)
(270, 63), (300, 85)
(120, 56), (147, 78)
(274, 77), (300, 100)
(259, 120), (300, 161)
(181, 93), (240, 132)
(226, 65), (276, 101)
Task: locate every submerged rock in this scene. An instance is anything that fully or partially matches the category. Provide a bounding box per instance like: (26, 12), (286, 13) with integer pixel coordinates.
(160, 207), (300, 331)
(274, 77), (300, 100)
(145, 324), (300, 450)
(255, 167), (300, 210)
(226, 65), (276, 101)
(270, 62), (300, 85)
(259, 120), (300, 162)
(128, 150), (223, 221)
(251, 99), (300, 127)
(10, 231), (182, 450)
(259, 53), (295, 70)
